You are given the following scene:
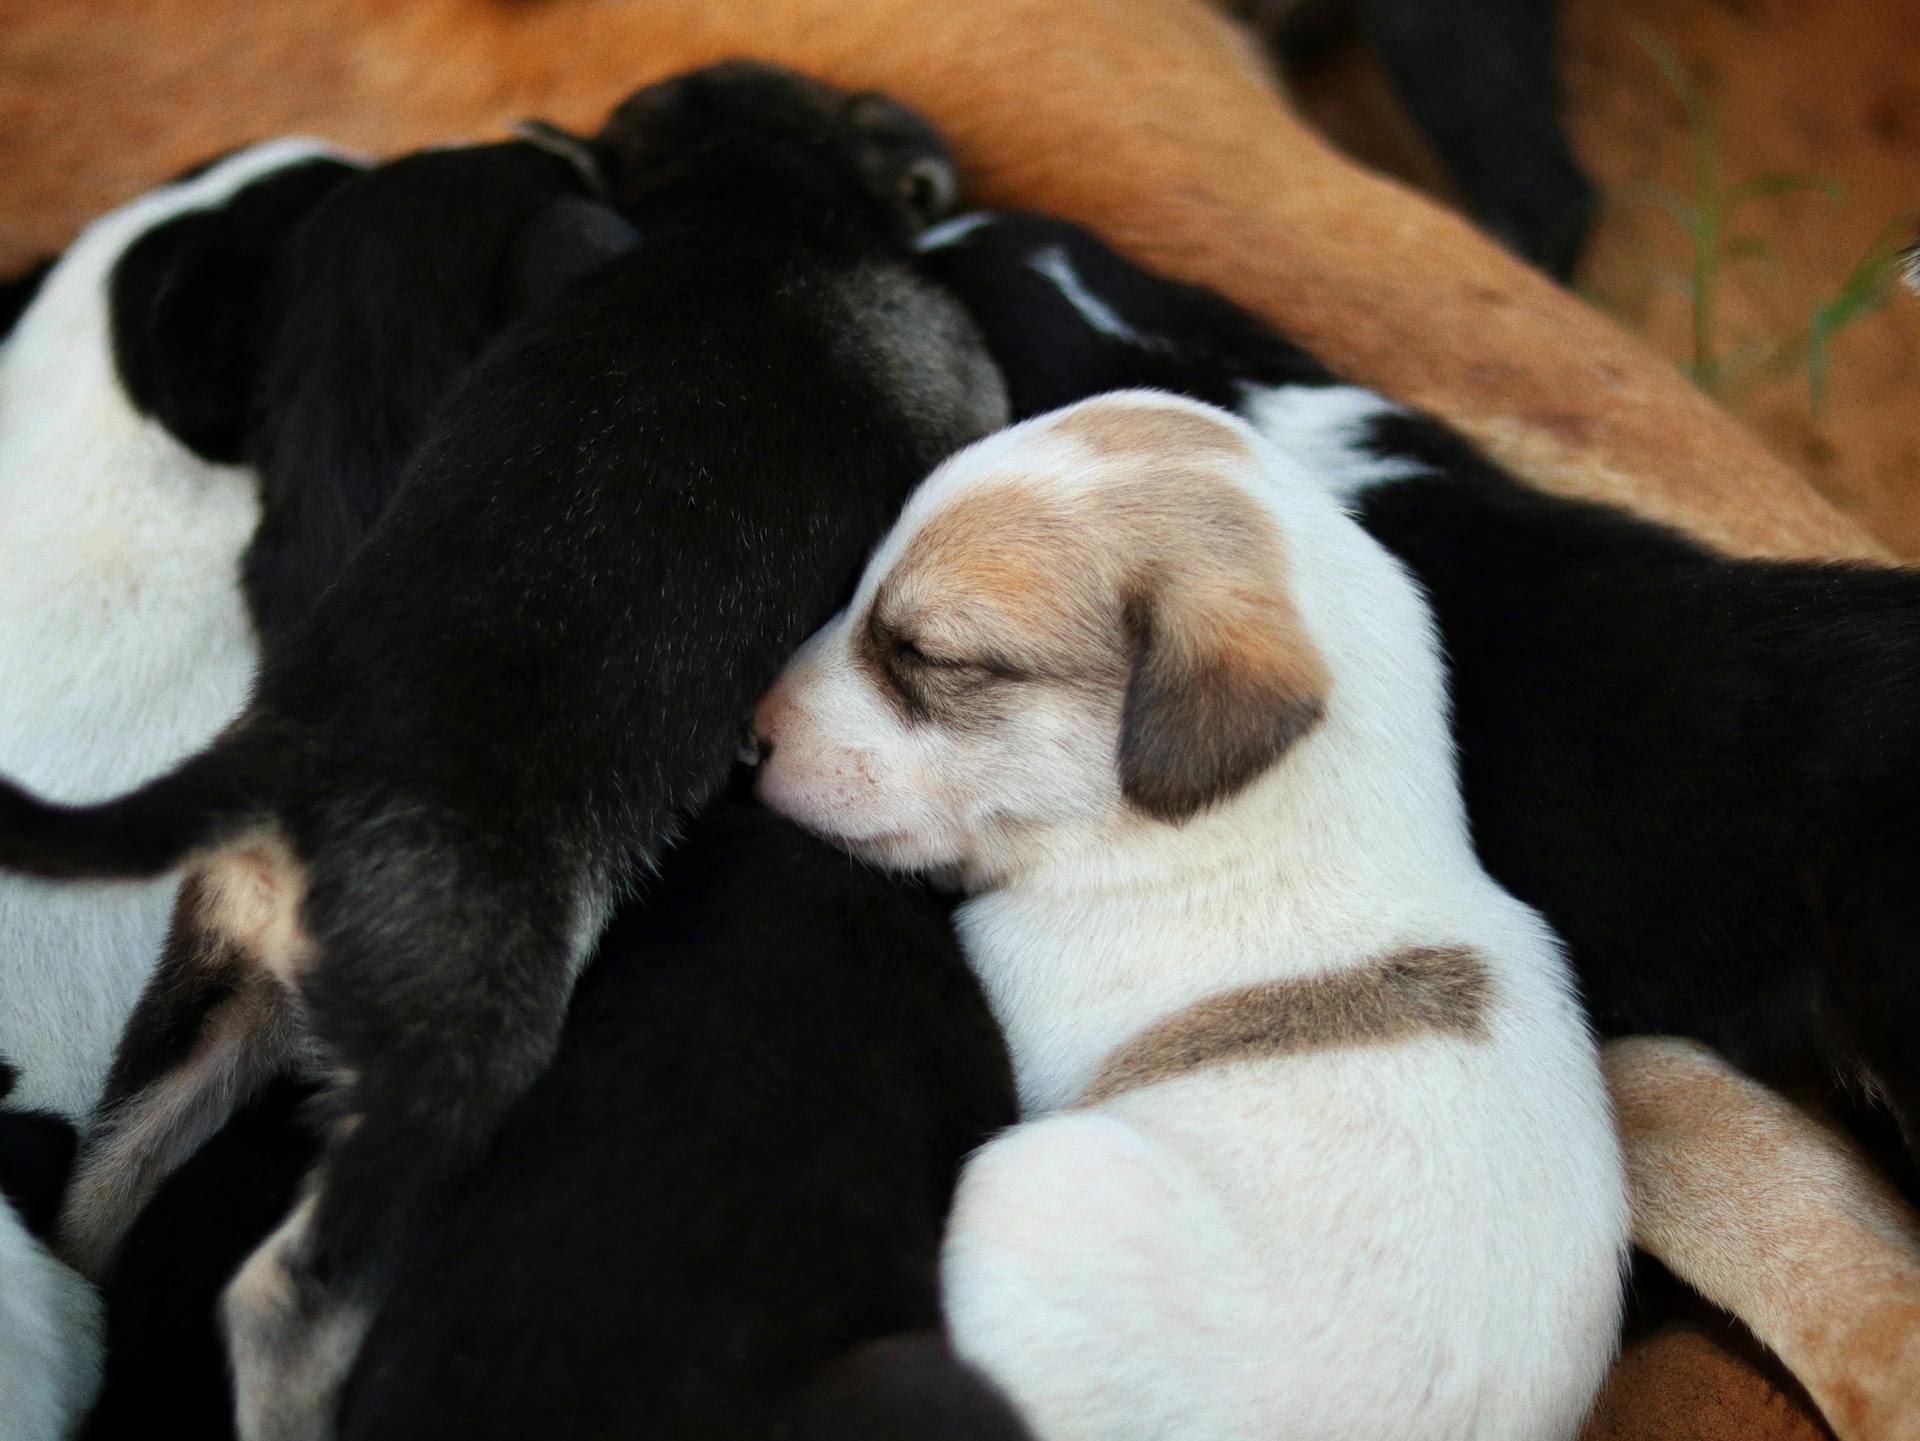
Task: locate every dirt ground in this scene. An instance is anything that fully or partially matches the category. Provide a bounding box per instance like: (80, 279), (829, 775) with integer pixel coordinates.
(1292, 0), (1920, 555)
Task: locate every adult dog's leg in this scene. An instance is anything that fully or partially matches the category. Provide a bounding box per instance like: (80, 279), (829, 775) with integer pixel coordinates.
(1605, 1036), (1920, 1441)
(60, 874), (300, 1280)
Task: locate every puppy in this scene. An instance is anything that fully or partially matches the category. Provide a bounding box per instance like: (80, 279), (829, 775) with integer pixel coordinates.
(339, 801), (1022, 1441)
(0, 1062), (102, 1441)
(1, 130), (615, 1132)
(924, 209), (1920, 1169)
(752, 391), (1628, 1439)
(0, 139), (359, 1128)
(0, 62), (1003, 1441)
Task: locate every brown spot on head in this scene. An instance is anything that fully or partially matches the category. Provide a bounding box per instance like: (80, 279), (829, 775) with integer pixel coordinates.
(863, 398), (1330, 819)
(1054, 398), (1252, 468)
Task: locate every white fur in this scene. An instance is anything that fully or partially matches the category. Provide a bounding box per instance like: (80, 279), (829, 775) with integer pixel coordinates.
(0, 138), (352, 1123)
(0, 1197), (102, 1440)
(1026, 245), (1158, 347)
(1237, 381), (1428, 505)
(914, 211), (996, 252)
(755, 392), (1628, 1440)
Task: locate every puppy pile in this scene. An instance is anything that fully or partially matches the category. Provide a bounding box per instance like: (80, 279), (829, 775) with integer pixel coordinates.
(0, 54), (1901, 1441)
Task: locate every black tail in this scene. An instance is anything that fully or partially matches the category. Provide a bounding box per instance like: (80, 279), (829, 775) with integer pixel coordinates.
(0, 738), (272, 881)
(777, 1331), (1034, 1441)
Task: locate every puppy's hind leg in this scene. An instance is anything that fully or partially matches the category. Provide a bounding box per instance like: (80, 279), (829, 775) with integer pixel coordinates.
(60, 874), (302, 1280)
(223, 870), (602, 1441)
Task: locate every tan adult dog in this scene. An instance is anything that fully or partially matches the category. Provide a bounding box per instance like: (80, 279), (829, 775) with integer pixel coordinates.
(0, 3), (1912, 1438)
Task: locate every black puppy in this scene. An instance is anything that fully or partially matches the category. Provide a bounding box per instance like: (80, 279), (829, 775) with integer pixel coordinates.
(338, 802), (1023, 1441)
(0, 63), (1004, 1439)
(116, 129), (626, 643)
(923, 209), (1920, 1168)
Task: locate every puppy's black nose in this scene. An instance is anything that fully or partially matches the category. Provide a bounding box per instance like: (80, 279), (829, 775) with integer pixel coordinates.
(739, 730), (772, 767)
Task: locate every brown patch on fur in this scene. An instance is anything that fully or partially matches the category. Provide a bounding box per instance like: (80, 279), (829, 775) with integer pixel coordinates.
(197, 831), (315, 986)
(1078, 944), (1489, 1105)
(1054, 400), (1251, 467)
(1605, 1037), (1920, 1441)
(869, 408), (1330, 813)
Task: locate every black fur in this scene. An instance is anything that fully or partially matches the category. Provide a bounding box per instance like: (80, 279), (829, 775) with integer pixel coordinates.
(13, 62), (1002, 1421)
(0, 256), (53, 339)
(916, 212), (1333, 415)
(930, 209), (1920, 1163)
(237, 142), (632, 642)
(778, 1331), (1032, 1441)
(339, 803), (1018, 1441)
(109, 156), (360, 463)
(0, 1060), (77, 1239)
(1237, 0), (1596, 278)
(109, 139), (628, 645)
(1350, 420), (1920, 1159)
(79, 1082), (318, 1441)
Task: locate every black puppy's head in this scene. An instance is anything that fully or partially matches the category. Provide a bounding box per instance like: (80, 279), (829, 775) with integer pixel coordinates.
(595, 61), (958, 240)
(110, 144), (363, 464)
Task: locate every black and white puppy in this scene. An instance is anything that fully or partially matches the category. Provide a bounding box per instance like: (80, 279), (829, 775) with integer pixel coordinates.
(0, 141), (360, 1129)
(922, 210), (1920, 1166)
(1, 63), (1004, 1441)
(339, 800), (1024, 1441)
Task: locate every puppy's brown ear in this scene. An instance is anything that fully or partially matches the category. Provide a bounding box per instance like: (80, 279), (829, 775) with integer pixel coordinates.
(1118, 572), (1329, 823)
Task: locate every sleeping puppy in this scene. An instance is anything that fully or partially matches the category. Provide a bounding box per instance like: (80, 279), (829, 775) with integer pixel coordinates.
(0, 1061), (102, 1441)
(751, 391), (1628, 1439)
(339, 801), (1023, 1441)
(0, 61), (1003, 1441)
(922, 210), (1920, 1169)
(0, 139), (359, 1128)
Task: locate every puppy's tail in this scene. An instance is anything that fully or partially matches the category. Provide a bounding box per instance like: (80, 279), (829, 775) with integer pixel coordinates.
(776, 1331), (1034, 1441)
(0, 735), (276, 881)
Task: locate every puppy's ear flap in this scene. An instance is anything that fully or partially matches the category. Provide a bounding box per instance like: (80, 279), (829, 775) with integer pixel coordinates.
(508, 196), (641, 313)
(110, 158), (353, 464)
(1117, 571), (1330, 823)
(110, 222), (271, 463)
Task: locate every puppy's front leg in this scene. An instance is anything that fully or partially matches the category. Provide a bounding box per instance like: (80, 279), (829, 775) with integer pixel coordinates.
(1605, 1036), (1920, 1441)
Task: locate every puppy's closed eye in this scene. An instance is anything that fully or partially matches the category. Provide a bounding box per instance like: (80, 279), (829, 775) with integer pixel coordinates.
(894, 636), (980, 672)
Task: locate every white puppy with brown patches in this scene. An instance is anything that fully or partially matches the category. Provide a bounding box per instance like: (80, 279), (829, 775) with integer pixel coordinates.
(752, 390), (1628, 1440)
